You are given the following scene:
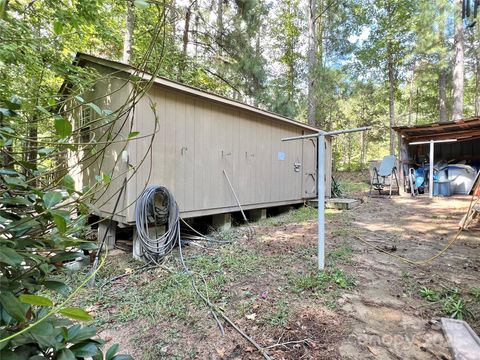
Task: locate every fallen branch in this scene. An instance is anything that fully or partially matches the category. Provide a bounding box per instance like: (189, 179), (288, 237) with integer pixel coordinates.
(265, 339), (311, 350)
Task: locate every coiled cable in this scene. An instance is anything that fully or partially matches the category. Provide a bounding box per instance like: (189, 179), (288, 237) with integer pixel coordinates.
(135, 185), (180, 263)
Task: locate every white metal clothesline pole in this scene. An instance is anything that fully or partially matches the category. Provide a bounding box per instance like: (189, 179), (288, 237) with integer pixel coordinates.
(409, 139), (457, 198)
(282, 126), (371, 270)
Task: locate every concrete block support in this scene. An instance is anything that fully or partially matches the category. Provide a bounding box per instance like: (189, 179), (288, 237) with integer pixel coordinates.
(212, 213), (232, 230)
(249, 209), (267, 222)
(98, 220), (116, 250)
(132, 228), (143, 261)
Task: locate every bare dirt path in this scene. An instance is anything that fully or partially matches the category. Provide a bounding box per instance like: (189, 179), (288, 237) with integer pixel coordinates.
(335, 195), (479, 359)
(87, 190), (479, 359)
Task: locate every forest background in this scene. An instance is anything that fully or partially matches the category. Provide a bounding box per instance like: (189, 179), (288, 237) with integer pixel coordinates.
(1, 0), (478, 173)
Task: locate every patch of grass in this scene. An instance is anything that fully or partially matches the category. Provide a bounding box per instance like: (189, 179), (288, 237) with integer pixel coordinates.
(263, 206), (317, 226)
(416, 286), (475, 320)
(442, 296), (473, 320)
(291, 268), (355, 294)
(469, 287), (480, 302)
(262, 206), (339, 226)
(419, 287), (439, 302)
(260, 299), (290, 327)
(400, 271), (418, 296)
(327, 242), (353, 265)
(337, 179), (370, 196)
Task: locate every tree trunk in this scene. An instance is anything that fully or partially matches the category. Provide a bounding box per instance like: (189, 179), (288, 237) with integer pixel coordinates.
(123, 0), (135, 63)
(387, 50), (396, 155)
(178, 5), (191, 79)
(0, 0), (9, 19)
(438, 0), (448, 122)
(476, 51), (480, 116)
(439, 68), (448, 121)
(475, 24), (480, 116)
(307, 0), (317, 127)
(170, 0), (177, 40)
(26, 120), (38, 182)
(216, 0), (223, 42)
(408, 61), (416, 126)
(452, 0), (464, 120)
(194, 1), (199, 56)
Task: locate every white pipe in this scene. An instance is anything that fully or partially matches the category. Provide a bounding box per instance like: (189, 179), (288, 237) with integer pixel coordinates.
(409, 139), (457, 145)
(281, 126), (370, 271)
(318, 135), (326, 270)
(282, 126), (372, 142)
(429, 140), (434, 198)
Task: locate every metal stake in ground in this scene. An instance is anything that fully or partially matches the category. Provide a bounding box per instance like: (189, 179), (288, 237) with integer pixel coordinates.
(282, 126), (371, 270)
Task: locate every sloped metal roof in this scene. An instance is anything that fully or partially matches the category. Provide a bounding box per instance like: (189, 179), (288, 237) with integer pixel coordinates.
(393, 117), (480, 142)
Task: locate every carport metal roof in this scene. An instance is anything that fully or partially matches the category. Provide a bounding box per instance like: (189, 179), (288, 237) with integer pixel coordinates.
(393, 117), (480, 142)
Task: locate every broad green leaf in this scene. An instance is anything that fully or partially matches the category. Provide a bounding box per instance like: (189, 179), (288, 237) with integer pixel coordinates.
(38, 147), (54, 155)
(53, 21), (63, 34)
(63, 174), (75, 194)
(0, 108), (13, 117)
(106, 344), (119, 360)
(3, 176), (27, 188)
(6, 96), (21, 110)
(43, 191), (62, 209)
(86, 102), (102, 115)
(36, 105), (50, 115)
(112, 355), (134, 360)
(0, 247), (23, 267)
(0, 330), (9, 350)
(57, 349), (75, 360)
(0, 292), (26, 322)
(66, 324), (81, 341)
(0, 348), (23, 360)
(74, 95), (85, 103)
(19, 294), (53, 307)
(0, 169), (18, 176)
(52, 214), (67, 234)
(43, 281), (68, 296)
(54, 116), (72, 138)
(70, 342), (100, 357)
(59, 307), (93, 321)
(134, 0), (149, 9)
(128, 131), (140, 139)
(49, 251), (82, 263)
(68, 326), (97, 344)
(1, 126), (15, 134)
(28, 320), (54, 336)
(102, 173), (111, 184)
(0, 196), (31, 205)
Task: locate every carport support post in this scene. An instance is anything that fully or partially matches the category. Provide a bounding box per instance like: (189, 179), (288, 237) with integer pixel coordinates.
(409, 139), (457, 198)
(429, 140), (434, 198)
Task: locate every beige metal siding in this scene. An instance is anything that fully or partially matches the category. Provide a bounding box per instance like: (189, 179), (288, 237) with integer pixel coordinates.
(68, 66), (132, 223)
(71, 58), (333, 224)
(125, 83), (329, 222)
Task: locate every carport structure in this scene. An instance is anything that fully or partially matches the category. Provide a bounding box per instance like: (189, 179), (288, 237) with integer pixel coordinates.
(394, 117), (480, 196)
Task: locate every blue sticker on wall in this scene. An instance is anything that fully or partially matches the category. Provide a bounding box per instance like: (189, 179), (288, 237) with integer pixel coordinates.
(278, 151), (285, 161)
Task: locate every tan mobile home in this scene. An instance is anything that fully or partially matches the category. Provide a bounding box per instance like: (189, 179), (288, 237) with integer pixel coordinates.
(66, 53), (331, 232)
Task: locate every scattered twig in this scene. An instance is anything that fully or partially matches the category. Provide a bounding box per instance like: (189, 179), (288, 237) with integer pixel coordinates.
(265, 339), (311, 350)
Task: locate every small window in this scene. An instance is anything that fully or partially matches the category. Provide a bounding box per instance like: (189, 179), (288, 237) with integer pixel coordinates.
(78, 106), (92, 144)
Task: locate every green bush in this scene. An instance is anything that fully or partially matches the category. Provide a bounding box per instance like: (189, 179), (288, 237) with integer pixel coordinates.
(0, 97), (131, 358)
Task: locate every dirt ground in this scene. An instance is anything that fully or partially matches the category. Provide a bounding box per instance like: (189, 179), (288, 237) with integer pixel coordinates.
(85, 174), (479, 360)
